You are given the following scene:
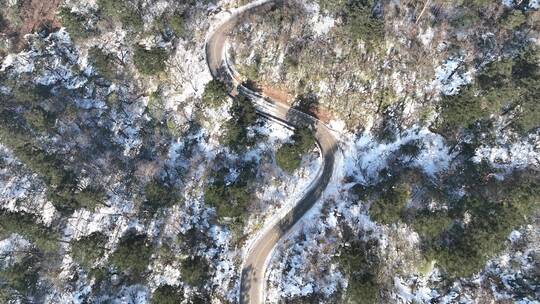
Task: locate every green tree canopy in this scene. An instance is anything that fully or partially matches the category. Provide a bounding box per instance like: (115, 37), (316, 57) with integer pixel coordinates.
(133, 45), (169, 76)
(276, 127), (316, 173)
(202, 80), (228, 108)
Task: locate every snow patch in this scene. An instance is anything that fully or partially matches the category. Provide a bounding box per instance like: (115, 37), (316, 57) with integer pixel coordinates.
(473, 132), (539, 171)
(418, 27), (434, 46)
(305, 2), (335, 36)
(0, 234), (32, 269)
(432, 57), (474, 96)
(343, 127), (454, 184)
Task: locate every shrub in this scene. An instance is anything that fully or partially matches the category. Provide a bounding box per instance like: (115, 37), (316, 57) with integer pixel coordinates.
(133, 45), (169, 75)
(9, 84), (51, 105)
(169, 12), (185, 37)
(437, 48), (539, 136)
(98, 0), (143, 31)
(70, 232), (108, 270)
(502, 10), (526, 30)
(436, 58), (514, 134)
(58, 7), (93, 40)
(344, 0), (384, 45)
(513, 100), (539, 134)
(221, 121), (243, 149)
(166, 117), (182, 137)
(316, 0), (347, 14)
(376, 87), (397, 112)
(181, 256), (209, 286)
(147, 90), (165, 119)
(275, 143), (302, 173)
(205, 161), (258, 241)
(71, 185), (107, 211)
(318, 0), (384, 45)
(155, 10), (186, 38)
(204, 162), (256, 221)
(477, 59), (513, 89)
(144, 179), (178, 212)
(426, 179), (539, 278)
(241, 63), (259, 81)
(437, 84), (496, 134)
(450, 10), (481, 28)
(0, 288), (18, 304)
(221, 95), (259, 150)
(292, 93), (319, 117)
(0, 211), (59, 253)
(511, 47), (540, 134)
(346, 277), (379, 304)
(369, 183), (410, 225)
(202, 80), (228, 108)
(412, 211), (452, 241)
(23, 107), (54, 133)
(106, 91), (120, 107)
(335, 238), (380, 304)
(0, 254), (40, 294)
(0, 110), (106, 214)
(110, 232), (152, 279)
(398, 139), (423, 160)
(151, 285), (184, 304)
(88, 47), (118, 80)
(276, 127), (315, 173)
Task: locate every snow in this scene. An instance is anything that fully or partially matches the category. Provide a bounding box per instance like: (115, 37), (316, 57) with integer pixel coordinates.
(0, 0), (537, 302)
(502, 0), (515, 7)
(0, 234), (31, 269)
(149, 263), (182, 287)
(264, 137), (348, 303)
(508, 230), (522, 243)
(75, 98), (107, 109)
(473, 132), (539, 171)
(166, 38), (214, 111)
(64, 0), (98, 12)
(1, 29), (88, 91)
(1, 52), (35, 73)
(101, 285), (149, 304)
(108, 101), (148, 157)
(343, 127), (454, 184)
(418, 27), (434, 46)
(328, 119), (347, 134)
(86, 28), (128, 70)
(66, 205), (129, 240)
(305, 2), (335, 36)
(432, 57), (474, 96)
(499, 0), (538, 8)
(44, 277), (93, 304)
(0, 144), (58, 225)
(245, 140), (322, 246)
(394, 276), (433, 303)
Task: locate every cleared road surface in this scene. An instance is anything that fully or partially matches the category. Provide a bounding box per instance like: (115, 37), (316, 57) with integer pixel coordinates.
(205, 1), (339, 303)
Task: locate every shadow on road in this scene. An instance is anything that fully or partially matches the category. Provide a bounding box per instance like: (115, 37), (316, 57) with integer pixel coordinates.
(240, 264), (254, 303)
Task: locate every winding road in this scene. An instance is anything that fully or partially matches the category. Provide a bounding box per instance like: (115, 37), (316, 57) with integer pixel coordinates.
(205, 1), (339, 303)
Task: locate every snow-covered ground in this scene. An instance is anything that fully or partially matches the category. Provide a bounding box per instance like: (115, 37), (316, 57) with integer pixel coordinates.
(0, 144), (57, 225)
(473, 132), (540, 172)
(0, 0), (539, 303)
(432, 57), (474, 96)
(263, 118), (539, 303)
(342, 126), (455, 184)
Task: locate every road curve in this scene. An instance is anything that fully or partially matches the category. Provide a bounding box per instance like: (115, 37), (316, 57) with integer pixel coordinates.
(205, 1), (339, 303)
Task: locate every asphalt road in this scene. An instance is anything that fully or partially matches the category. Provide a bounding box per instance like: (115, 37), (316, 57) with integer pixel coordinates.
(205, 1), (339, 303)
